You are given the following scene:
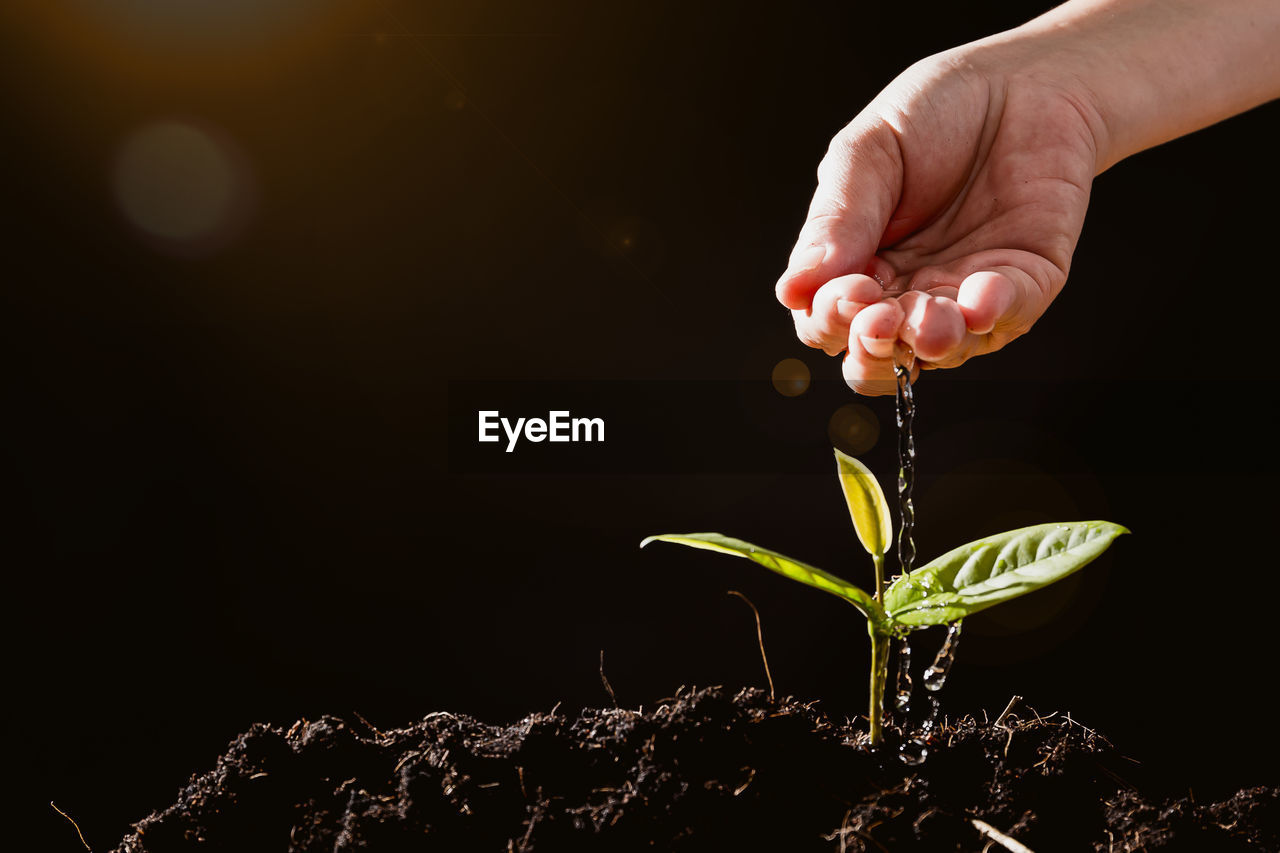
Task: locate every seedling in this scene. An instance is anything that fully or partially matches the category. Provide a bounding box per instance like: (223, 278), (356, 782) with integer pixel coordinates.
(642, 449), (1126, 746)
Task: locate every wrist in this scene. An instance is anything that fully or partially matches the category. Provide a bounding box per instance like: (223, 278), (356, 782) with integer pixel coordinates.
(1000, 4), (1175, 172)
(956, 28), (1117, 174)
(994, 0), (1280, 172)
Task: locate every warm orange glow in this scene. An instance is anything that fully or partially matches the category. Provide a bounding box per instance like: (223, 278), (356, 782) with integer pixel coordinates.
(827, 402), (880, 454)
(3, 1), (364, 86)
(771, 358), (811, 397)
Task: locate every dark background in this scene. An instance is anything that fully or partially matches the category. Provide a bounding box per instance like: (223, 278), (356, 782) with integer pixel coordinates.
(5, 0), (1277, 848)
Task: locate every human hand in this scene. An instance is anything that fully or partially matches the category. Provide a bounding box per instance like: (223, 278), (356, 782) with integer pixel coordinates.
(776, 41), (1104, 394)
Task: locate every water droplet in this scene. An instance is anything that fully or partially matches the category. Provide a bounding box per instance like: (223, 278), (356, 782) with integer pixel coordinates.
(894, 637), (913, 712)
(923, 622), (963, 693)
(899, 738), (928, 765)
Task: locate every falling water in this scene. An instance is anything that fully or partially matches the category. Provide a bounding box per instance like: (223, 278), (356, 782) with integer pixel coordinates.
(901, 623), (965, 764)
(892, 360), (918, 739)
(894, 638), (913, 712)
(923, 622), (963, 692)
(889, 359), (966, 765)
(894, 362), (916, 579)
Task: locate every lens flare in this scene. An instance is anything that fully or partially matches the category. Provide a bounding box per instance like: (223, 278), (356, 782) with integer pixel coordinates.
(112, 120), (254, 255)
(770, 358), (810, 397)
(827, 402), (880, 454)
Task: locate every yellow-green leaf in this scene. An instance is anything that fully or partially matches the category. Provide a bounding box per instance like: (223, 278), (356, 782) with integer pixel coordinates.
(834, 449), (892, 558)
(640, 532), (882, 621)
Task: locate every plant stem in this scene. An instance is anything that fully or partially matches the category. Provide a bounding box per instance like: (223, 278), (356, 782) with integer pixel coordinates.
(868, 624), (889, 746)
(868, 553), (889, 747)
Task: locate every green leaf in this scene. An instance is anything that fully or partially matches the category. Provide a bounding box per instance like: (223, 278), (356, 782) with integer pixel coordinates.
(641, 533), (882, 621)
(834, 449), (893, 559)
(883, 521), (1128, 627)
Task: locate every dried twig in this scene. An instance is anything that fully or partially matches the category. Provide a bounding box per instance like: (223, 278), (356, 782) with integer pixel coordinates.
(727, 589), (775, 700)
(393, 751), (419, 774)
(995, 695), (1023, 729)
(972, 818), (1035, 853)
(1064, 712), (1097, 737)
(51, 801), (91, 851)
(352, 710), (387, 740)
(732, 767), (756, 796)
(599, 649), (618, 707)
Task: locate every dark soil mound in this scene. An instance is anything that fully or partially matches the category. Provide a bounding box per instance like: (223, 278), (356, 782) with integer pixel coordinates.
(112, 687), (1276, 852)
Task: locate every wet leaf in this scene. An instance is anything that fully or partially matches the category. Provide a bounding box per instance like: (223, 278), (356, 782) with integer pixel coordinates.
(883, 521), (1128, 627)
(834, 449), (892, 559)
(641, 533), (881, 620)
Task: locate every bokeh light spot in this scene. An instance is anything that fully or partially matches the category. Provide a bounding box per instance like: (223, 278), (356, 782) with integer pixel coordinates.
(827, 402), (880, 454)
(771, 358), (811, 397)
(112, 120), (253, 254)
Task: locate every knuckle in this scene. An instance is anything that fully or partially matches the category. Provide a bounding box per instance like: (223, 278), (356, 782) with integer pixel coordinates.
(816, 132), (856, 184)
(985, 329), (1020, 352)
(796, 330), (824, 350)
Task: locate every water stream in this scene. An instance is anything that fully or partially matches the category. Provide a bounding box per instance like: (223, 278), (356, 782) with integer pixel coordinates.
(893, 362), (916, 581)
(923, 622), (963, 693)
(900, 622), (965, 763)
(894, 639), (913, 712)
(891, 360), (964, 765)
(892, 361), (920, 759)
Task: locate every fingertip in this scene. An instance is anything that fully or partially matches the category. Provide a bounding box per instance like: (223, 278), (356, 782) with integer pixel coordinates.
(925, 284), (960, 301)
(775, 244), (829, 310)
(858, 335), (894, 359)
(813, 275), (873, 316)
(832, 273), (885, 305)
(900, 292), (965, 363)
(795, 276), (879, 355)
(844, 299), (903, 395)
(957, 270), (1016, 335)
(850, 298), (904, 342)
(841, 349), (897, 396)
(818, 274), (883, 325)
(776, 270), (817, 310)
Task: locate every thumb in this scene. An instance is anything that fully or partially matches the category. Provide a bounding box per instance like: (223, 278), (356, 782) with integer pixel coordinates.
(775, 121), (901, 311)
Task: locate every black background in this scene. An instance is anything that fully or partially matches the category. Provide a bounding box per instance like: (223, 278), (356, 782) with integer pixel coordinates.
(5, 0), (1278, 848)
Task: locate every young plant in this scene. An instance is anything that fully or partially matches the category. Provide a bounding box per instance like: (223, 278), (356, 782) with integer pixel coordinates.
(641, 448), (1127, 746)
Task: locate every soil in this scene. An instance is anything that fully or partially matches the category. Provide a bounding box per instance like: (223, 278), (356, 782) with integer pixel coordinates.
(111, 687), (1276, 852)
